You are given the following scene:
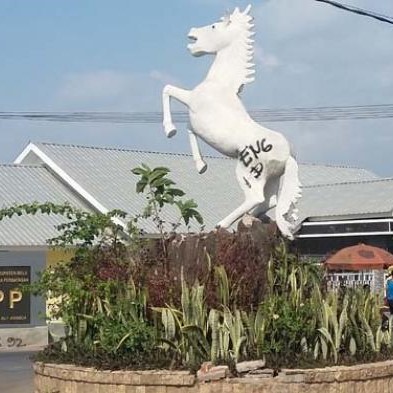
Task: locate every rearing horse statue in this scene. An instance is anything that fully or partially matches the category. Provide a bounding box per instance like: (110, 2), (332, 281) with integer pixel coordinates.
(162, 5), (301, 239)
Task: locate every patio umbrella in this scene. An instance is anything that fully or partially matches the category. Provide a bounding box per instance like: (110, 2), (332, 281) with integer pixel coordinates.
(324, 243), (393, 271)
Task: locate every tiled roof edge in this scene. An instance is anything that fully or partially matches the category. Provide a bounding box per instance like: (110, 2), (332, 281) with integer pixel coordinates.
(0, 163), (44, 169)
(300, 161), (377, 171)
(33, 142), (383, 172)
(302, 209), (393, 221)
(35, 141), (230, 160)
(303, 177), (393, 189)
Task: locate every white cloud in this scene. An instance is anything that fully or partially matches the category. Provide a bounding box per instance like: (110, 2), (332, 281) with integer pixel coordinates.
(256, 0), (338, 40)
(254, 46), (281, 70)
(149, 70), (180, 85)
(58, 70), (134, 103)
(236, 0), (393, 175)
(56, 69), (181, 112)
(250, 0), (393, 104)
(376, 65), (393, 88)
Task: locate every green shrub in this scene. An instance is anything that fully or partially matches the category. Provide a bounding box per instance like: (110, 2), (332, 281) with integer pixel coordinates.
(98, 318), (155, 355)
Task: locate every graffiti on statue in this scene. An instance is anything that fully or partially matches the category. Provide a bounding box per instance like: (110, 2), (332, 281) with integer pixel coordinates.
(239, 138), (274, 180)
(162, 5), (301, 239)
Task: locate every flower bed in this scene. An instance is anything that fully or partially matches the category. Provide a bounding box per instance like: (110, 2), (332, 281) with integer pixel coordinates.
(5, 169), (393, 385)
(34, 360), (393, 393)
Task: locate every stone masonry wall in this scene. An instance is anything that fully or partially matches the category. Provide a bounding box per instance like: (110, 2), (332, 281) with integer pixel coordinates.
(34, 360), (393, 393)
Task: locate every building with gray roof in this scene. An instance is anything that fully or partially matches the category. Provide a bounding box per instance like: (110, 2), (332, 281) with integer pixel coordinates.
(1, 141), (392, 345)
(11, 141), (379, 239)
(0, 143), (386, 243)
(0, 140), (388, 256)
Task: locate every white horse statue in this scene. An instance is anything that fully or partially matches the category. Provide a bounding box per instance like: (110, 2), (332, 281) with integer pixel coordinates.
(162, 5), (301, 239)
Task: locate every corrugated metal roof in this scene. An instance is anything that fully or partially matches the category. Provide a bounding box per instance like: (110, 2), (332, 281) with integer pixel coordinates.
(298, 178), (393, 222)
(27, 142), (381, 232)
(0, 164), (92, 246)
(31, 144), (241, 233)
(298, 162), (378, 186)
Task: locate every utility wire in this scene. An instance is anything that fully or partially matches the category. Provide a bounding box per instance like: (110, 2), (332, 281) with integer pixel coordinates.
(1, 104), (393, 124)
(315, 0), (393, 25)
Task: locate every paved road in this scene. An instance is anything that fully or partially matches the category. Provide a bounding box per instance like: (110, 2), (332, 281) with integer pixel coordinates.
(0, 351), (35, 393)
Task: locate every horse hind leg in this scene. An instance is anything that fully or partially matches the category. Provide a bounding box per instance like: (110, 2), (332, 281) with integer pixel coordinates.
(250, 177), (280, 219)
(188, 129), (207, 174)
(275, 156), (302, 240)
(217, 196), (263, 229)
(217, 161), (266, 229)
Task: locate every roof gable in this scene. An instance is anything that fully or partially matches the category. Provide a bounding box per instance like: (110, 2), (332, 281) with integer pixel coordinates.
(0, 164), (92, 247)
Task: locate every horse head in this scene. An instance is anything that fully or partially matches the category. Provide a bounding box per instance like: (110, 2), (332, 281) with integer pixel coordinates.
(187, 5), (253, 57)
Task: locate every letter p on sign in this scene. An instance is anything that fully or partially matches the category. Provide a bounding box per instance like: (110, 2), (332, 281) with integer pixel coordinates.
(10, 290), (22, 309)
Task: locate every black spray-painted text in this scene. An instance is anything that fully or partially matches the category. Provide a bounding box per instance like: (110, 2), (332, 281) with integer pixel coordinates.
(239, 138), (273, 182)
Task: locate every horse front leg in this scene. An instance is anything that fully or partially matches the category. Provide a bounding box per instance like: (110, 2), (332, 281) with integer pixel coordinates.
(217, 198), (262, 228)
(162, 84), (191, 138)
(188, 129), (207, 174)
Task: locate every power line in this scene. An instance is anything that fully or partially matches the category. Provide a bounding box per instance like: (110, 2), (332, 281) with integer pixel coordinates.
(1, 104), (393, 124)
(315, 0), (393, 25)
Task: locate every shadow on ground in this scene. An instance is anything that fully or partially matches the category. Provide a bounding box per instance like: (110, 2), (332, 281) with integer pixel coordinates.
(0, 351), (35, 393)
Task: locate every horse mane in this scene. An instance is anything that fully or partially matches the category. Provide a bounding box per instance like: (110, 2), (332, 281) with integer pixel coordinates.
(227, 5), (255, 95)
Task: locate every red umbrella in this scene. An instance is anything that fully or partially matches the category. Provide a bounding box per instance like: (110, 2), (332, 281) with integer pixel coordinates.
(324, 244), (393, 271)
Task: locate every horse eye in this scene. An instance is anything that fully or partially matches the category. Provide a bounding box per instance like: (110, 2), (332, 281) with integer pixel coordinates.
(212, 25), (215, 29)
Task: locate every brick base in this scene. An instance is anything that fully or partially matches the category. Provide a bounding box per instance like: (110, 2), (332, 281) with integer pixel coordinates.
(34, 360), (393, 393)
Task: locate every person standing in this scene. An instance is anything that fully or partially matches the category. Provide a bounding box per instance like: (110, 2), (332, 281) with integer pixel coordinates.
(386, 269), (393, 314)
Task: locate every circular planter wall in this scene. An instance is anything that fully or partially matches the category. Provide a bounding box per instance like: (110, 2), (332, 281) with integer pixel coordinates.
(34, 360), (393, 393)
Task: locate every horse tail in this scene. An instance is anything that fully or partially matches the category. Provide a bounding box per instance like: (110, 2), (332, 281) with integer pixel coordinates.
(275, 156), (302, 240)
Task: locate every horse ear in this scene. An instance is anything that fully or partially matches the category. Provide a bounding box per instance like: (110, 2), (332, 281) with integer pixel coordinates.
(243, 4), (252, 15)
(221, 10), (231, 26)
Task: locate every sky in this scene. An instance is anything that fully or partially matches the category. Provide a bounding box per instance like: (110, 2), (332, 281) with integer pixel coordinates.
(0, 0), (392, 175)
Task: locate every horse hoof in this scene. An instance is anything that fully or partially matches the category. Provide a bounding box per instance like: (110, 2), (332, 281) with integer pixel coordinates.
(165, 128), (177, 138)
(216, 221), (228, 229)
(197, 162), (207, 174)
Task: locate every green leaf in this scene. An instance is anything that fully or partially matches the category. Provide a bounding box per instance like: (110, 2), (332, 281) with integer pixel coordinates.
(182, 325), (210, 358)
(153, 166), (171, 172)
(188, 209), (204, 224)
(148, 168), (170, 184)
(136, 179), (148, 193)
(167, 188), (185, 197)
(141, 163), (151, 171)
(153, 178), (176, 188)
(116, 332), (132, 352)
(131, 167), (147, 176)
(159, 338), (180, 352)
(318, 327), (337, 363)
(349, 336), (357, 356)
